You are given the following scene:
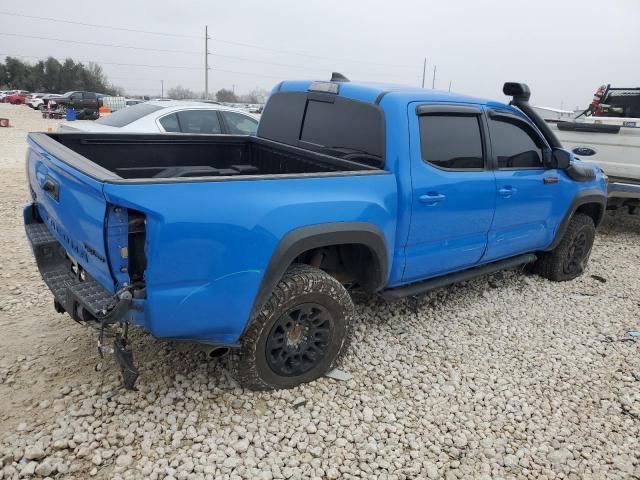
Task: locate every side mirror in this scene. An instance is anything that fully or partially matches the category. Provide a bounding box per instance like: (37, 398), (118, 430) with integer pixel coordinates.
(551, 148), (571, 169)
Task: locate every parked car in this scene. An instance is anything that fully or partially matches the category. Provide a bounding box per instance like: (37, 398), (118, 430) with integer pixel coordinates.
(0, 90), (15, 102)
(23, 78), (607, 390)
(57, 100), (259, 135)
(125, 98), (145, 107)
(43, 91), (102, 119)
(26, 93), (49, 109)
(6, 90), (30, 104)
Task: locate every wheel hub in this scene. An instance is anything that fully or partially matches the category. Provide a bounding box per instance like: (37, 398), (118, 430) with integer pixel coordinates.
(564, 231), (588, 274)
(265, 303), (334, 377)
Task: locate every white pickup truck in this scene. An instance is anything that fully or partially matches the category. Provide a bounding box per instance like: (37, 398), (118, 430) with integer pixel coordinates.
(537, 85), (640, 213)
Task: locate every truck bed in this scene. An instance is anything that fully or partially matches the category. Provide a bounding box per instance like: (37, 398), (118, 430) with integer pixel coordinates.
(29, 133), (380, 182)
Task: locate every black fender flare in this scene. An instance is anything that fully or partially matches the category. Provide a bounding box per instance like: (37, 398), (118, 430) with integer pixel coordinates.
(250, 222), (389, 318)
(545, 189), (607, 251)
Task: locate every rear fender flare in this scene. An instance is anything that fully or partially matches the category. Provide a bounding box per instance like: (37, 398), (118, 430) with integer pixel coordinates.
(250, 222), (389, 319)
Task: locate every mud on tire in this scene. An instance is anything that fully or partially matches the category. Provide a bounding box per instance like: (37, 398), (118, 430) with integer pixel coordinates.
(229, 264), (354, 390)
(534, 213), (596, 282)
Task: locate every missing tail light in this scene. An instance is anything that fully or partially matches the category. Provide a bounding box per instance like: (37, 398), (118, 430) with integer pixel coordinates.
(128, 209), (147, 290)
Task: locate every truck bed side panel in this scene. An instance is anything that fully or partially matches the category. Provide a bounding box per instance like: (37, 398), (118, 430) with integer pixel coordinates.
(102, 173), (397, 344)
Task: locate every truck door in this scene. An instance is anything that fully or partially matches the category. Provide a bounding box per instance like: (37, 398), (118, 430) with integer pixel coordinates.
(403, 103), (496, 282)
(484, 109), (558, 261)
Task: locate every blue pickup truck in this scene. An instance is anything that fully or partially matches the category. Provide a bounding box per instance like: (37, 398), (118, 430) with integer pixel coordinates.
(24, 77), (607, 390)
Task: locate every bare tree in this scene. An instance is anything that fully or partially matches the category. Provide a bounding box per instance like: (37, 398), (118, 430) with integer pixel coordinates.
(167, 85), (197, 100)
(216, 88), (238, 103)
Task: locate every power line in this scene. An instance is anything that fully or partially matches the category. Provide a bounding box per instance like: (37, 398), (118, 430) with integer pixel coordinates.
(0, 31), (410, 79)
(0, 9), (415, 69)
(209, 37), (415, 69)
(0, 11), (200, 39)
(0, 52), (201, 70)
(0, 32), (201, 55)
(0, 52), (286, 79)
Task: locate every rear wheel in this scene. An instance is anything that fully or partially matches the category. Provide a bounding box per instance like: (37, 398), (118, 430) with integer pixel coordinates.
(230, 264), (354, 390)
(534, 213), (595, 281)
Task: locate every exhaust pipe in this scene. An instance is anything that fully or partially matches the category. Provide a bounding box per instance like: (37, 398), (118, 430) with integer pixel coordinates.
(200, 345), (230, 359)
(503, 82), (562, 149)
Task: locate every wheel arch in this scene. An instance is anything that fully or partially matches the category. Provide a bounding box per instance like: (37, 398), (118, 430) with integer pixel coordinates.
(250, 222), (389, 318)
(546, 190), (606, 251)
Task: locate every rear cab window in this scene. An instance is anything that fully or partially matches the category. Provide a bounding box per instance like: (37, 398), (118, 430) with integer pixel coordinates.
(96, 103), (165, 127)
(259, 91), (385, 168)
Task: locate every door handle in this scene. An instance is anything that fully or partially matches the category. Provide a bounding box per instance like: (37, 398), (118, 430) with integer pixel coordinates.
(498, 187), (517, 197)
(419, 193), (445, 205)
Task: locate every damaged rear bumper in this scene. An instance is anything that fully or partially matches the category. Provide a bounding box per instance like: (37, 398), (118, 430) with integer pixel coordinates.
(24, 203), (140, 389)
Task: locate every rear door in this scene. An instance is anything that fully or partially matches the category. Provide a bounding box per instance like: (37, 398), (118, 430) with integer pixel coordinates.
(403, 103), (496, 282)
(26, 136), (115, 292)
(484, 109), (556, 261)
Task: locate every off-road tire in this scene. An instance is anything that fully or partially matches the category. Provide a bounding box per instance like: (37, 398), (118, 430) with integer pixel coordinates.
(534, 213), (595, 281)
(229, 264), (354, 390)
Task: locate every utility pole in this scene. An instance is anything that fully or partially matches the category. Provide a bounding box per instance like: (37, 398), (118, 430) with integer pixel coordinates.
(432, 65), (437, 89)
(448, 80), (452, 92)
(161, 80), (164, 99)
(205, 25), (210, 100)
(421, 58), (427, 88)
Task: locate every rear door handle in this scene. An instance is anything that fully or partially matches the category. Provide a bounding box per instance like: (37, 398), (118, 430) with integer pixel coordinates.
(419, 193), (445, 205)
(498, 187), (517, 198)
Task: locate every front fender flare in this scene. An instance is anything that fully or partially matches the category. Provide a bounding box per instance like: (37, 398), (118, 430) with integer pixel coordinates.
(546, 189), (606, 251)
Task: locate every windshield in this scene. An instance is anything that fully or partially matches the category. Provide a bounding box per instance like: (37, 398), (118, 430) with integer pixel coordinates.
(95, 103), (165, 127)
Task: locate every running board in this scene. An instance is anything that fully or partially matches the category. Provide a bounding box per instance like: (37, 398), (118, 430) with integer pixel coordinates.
(382, 253), (537, 300)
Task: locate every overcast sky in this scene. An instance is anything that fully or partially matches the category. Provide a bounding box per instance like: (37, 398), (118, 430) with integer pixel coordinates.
(1, 0), (638, 107)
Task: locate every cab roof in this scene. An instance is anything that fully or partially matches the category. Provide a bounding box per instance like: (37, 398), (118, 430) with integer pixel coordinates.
(276, 79), (511, 111)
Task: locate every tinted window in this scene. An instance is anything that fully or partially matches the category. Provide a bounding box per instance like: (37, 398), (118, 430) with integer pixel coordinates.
(221, 111), (258, 134)
(489, 118), (543, 169)
(300, 98), (384, 163)
(97, 103), (164, 127)
(259, 92), (385, 167)
(419, 115), (484, 169)
(159, 113), (180, 132)
(177, 110), (222, 134)
(83, 92), (97, 100)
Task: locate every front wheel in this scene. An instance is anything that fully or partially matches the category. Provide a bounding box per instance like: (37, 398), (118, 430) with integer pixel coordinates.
(534, 213), (596, 281)
(230, 264), (354, 390)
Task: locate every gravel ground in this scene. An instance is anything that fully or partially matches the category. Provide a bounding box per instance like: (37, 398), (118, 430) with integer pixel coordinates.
(0, 103), (639, 480)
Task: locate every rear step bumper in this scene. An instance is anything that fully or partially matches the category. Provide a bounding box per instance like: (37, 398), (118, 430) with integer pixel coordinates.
(24, 212), (121, 322)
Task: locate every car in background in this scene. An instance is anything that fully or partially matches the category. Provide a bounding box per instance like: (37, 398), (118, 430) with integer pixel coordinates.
(26, 93), (50, 109)
(6, 90), (31, 104)
(57, 100), (259, 135)
(42, 91), (102, 119)
(0, 90), (15, 102)
(125, 98), (145, 107)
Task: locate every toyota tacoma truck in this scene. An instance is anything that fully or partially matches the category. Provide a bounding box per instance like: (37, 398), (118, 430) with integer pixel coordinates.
(24, 76), (608, 390)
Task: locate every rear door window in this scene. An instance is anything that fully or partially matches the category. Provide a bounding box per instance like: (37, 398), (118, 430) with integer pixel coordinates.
(419, 115), (484, 170)
(158, 113), (180, 132)
(221, 111), (258, 134)
(177, 110), (222, 134)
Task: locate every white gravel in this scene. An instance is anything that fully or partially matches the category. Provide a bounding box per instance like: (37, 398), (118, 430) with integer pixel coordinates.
(0, 103), (639, 479)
